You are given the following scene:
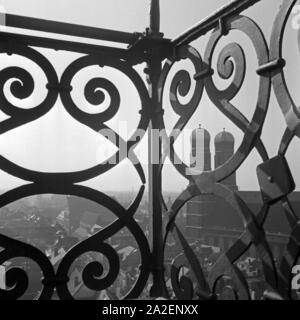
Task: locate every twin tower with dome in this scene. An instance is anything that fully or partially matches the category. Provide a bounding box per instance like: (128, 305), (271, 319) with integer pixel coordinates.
(185, 125), (292, 259)
(190, 125), (238, 190)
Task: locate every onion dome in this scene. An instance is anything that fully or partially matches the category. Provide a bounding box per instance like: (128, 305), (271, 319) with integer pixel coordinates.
(191, 124), (210, 150)
(215, 129), (234, 151)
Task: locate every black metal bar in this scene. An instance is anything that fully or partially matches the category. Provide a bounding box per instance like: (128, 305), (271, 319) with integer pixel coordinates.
(147, 0), (167, 299)
(0, 31), (142, 62)
(256, 58), (286, 76)
(4, 13), (141, 45)
(172, 0), (263, 47)
(149, 0), (160, 35)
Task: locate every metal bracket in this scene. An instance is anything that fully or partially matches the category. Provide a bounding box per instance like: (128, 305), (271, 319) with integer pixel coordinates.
(257, 155), (295, 204)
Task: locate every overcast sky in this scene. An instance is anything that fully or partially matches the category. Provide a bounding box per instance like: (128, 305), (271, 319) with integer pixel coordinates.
(0, 0), (299, 195)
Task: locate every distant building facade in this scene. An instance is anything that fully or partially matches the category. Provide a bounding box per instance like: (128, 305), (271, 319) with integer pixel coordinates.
(185, 126), (299, 260)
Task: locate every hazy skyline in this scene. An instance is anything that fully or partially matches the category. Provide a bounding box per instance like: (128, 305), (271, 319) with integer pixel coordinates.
(0, 0), (299, 194)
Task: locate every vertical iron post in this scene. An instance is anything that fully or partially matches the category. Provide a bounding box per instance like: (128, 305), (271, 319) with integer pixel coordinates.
(147, 0), (166, 298)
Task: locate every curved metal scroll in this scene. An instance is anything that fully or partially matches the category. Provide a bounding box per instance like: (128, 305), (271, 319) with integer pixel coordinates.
(0, 46), (152, 300)
(162, 14), (276, 300)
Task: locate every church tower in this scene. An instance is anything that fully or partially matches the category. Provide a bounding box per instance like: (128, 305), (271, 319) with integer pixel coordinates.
(190, 124), (211, 171)
(214, 129), (238, 191)
(186, 125), (214, 240)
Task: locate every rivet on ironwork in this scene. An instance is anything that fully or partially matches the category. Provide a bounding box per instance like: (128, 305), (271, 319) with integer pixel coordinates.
(256, 58), (286, 76)
(194, 68), (214, 81)
(268, 176), (274, 183)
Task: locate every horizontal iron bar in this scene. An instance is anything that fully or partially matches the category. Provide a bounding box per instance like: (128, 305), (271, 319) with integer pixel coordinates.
(194, 68), (214, 81)
(4, 13), (141, 45)
(256, 58), (286, 75)
(0, 31), (138, 60)
(172, 0), (263, 47)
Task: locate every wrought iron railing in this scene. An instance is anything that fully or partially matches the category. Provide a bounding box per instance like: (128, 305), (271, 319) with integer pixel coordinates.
(0, 0), (299, 300)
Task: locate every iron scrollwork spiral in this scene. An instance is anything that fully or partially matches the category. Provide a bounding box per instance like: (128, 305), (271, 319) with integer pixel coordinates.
(0, 43), (59, 134)
(158, 45), (205, 180)
(268, 0), (300, 299)
(0, 46), (152, 299)
(0, 0), (300, 301)
(162, 14), (276, 300)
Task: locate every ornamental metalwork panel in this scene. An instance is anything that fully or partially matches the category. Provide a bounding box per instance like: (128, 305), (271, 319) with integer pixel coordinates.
(0, 0), (299, 300)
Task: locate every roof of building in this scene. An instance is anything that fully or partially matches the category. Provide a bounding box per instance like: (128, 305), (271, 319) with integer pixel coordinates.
(191, 124), (210, 141)
(191, 125), (210, 147)
(215, 129), (235, 147)
(188, 190), (300, 234)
